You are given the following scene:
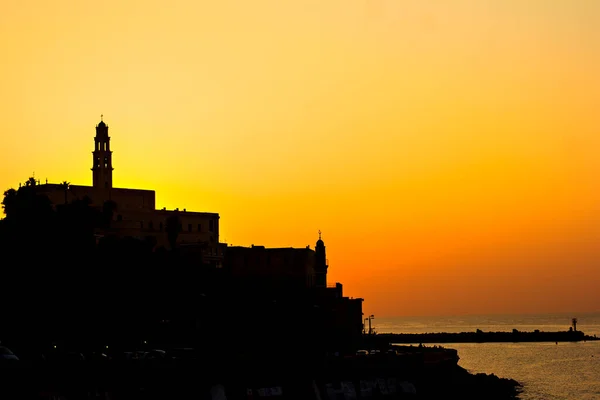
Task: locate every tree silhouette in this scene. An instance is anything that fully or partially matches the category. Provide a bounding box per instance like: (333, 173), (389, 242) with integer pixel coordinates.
(59, 181), (70, 204)
(1, 180), (94, 347)
(25, 176), (37, 187)
(2, 181), (53, 224)
(2, 188), (17, 217)
(0, 179), (210, 353)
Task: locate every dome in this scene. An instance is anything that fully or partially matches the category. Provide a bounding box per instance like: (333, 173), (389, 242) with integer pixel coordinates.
(97, 120), (106, 128)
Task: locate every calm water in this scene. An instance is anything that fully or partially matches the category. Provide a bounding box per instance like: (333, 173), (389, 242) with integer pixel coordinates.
(375, 312), (600, 400)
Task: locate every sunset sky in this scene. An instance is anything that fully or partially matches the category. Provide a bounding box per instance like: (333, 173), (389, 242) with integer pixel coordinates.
(2, 0), (599, 317)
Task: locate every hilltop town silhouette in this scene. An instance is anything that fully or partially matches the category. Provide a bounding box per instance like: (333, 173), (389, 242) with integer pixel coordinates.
(0, 119), (526, 399)
(0, 117), (364, 360)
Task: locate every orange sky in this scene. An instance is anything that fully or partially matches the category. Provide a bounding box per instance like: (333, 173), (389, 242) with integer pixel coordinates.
(2, 0), (599, 317)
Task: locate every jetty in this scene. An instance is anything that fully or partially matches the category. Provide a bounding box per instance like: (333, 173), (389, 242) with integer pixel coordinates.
(369, 329), (599, 345)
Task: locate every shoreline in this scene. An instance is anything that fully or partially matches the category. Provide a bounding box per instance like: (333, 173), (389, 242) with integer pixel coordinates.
(0, 355), (522, 400)
(1, 339), (525, 400)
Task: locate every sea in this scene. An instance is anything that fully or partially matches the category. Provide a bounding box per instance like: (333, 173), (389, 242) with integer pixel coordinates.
(375, 311), (600, 400)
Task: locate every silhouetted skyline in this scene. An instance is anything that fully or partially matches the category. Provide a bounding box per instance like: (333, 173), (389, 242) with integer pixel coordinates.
(0, 172), (363, 360)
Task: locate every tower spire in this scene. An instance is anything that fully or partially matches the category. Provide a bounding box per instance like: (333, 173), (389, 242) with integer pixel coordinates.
(92, 118), (113, 188)
(315, 230), (327, 288)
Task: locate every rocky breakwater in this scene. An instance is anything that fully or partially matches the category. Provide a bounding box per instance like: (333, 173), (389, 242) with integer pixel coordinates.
(333, 346), (522, 400)
(316, 353), (521, 400)
(373, 328), (598, 344)
(407, 360), (522, 400)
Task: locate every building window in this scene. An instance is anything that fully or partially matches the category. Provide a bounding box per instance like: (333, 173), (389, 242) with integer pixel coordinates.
(103, 157), (108, 168)
(197, 223), (202, 232)
(159, 222), (163, 231)
(178, 223), (183, 232)
(103, 141), (107, 151)
(209, 220), (214, 232)
(149, 221), (154, 230)
(96, 157), (100, 168)
(188, 223), (192, 232)
(97, 142), (100, 151)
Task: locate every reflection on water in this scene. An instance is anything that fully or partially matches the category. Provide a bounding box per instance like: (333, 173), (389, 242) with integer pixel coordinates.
(376, 312), (600, 400)
(450, 342), (600, 400)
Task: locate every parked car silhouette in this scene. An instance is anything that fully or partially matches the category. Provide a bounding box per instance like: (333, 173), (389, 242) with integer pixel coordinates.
(0, 346), (19, 361)
(143, 349), (166, 360)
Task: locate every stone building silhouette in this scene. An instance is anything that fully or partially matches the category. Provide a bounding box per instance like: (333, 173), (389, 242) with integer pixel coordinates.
(224, 230), (328, 289)
(36, 118), (222, 265)
(31, 118), (364, 350)
(222, 233), (364, 351)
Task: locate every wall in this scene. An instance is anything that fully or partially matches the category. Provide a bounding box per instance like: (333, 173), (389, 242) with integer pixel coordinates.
(37, 184), (155, 212)
(101, 209), (220, 249)
(37, 183), (220, 252)
(224, 246), (316, 288)
(152, 209), (219, 245)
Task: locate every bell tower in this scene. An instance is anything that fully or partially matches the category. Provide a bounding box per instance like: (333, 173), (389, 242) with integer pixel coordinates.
(92, 115), (113, 189)
(315, 230), (328, 288)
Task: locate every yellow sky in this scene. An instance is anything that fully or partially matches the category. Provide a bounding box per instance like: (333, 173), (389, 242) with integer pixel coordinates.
(2, 0), (599, 317)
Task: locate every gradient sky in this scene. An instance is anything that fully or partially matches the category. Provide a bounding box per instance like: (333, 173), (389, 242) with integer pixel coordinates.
(2, 0), (599, 317)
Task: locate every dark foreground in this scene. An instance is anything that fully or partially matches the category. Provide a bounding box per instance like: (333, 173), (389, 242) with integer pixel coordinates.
(1, 352), (521, 400)
(373, 329), (598, 344)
